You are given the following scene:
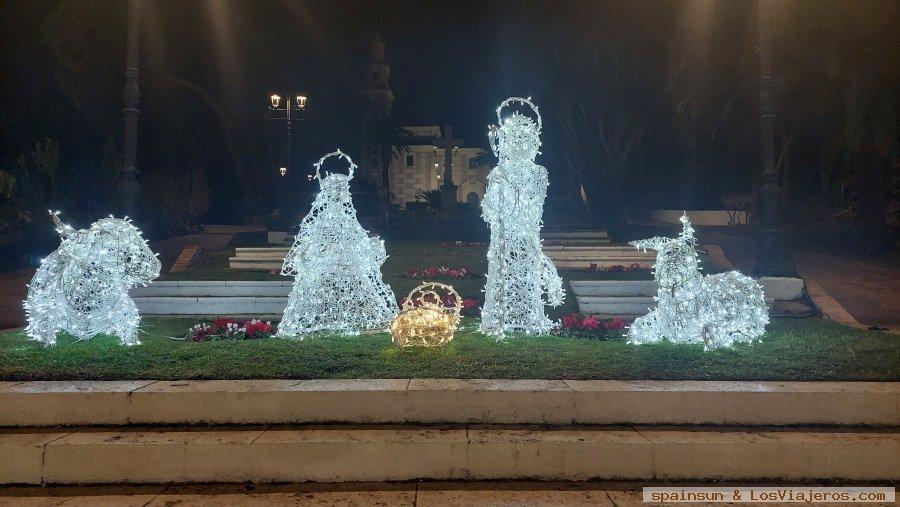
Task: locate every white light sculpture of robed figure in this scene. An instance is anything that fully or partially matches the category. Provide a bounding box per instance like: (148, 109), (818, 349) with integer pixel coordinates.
(480, 97), (564, 337)
(628, 213), (768, 350)
(277, 149), (398, 338)
(24, 211), (161, 346)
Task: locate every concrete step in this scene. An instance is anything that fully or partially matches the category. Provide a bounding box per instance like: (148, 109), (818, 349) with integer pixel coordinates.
(569, 279), (804, 301)
(2, 380), (896, 428)
(577, 297), (656, 316)
(543, 239), (611, 246)
(542, 231), (609, 239)
(543, 245), (636, 251)
(132, 284), (291, 298)
(571, 280), (658, 297)
(229, 261), (284, 271)
(134, 296), (287, 315)
(3, 424), (896, 484)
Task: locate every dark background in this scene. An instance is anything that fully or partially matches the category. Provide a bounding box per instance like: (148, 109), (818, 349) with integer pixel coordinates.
(1, 0), (897, 251)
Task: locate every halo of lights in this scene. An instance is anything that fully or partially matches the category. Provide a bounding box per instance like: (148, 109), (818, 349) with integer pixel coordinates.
(277, 150), (398, 338)
(391, 282), (462, 347)
(480, 97), (564, 338)
(628, 213), (769, 350)
(24, 211), (161, 346)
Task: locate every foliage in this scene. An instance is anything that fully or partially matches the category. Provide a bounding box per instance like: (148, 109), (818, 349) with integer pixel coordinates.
(363, 112), (413, 193)
(141, 167), (211, 237)
(414, 188), (442, 209)
(186, 318), (275, 342)
(1, 317), (896, 381)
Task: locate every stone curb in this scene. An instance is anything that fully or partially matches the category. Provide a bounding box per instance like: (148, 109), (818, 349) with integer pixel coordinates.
(2, 424), (897, 484)
(1, 379), (897, 427)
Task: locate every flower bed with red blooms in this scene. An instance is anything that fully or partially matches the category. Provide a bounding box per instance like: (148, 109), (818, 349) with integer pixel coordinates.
(399, 294), (481, 317)
(558, 313), (629, 339)
(186, 318), (276, 342)
(587, 262), (645, 273)
(403, 266), (479, 280)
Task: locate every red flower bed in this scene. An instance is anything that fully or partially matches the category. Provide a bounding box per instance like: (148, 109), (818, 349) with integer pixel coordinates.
(403, 266), (478, 280)
(186, 318), (276, 342)
(587, 263), (644, 273)
(559, 313), (629, 338)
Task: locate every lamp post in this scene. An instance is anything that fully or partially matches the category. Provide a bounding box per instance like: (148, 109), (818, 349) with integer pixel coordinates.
(118, 0), (141, 218)
(752, 0), (796, 277)
(267, 93), (308, 177)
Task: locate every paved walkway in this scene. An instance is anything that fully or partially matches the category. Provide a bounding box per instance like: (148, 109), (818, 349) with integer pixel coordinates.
(701, 230), (900, 331)
(0, 481), (838, 506)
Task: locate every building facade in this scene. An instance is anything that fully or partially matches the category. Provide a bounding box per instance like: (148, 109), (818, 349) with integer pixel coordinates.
(389, 126), (491, 207)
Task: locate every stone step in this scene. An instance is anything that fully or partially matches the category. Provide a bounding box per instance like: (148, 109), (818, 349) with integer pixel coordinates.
(3, 424), (896, 484)
(134, 296), (287, 315)
(543, 245), (636, 251)
(2, 380), (896, 428)
(229, 261), (284, 271)
(542, 231), (609, 239)
(569, 279), (804, 301)
(577, 297), (656, 316)
(235, 247), (291, 254)
(542, 239), (611, 246)
(571, 280), (658, 297)
(132, 285), (291, 297)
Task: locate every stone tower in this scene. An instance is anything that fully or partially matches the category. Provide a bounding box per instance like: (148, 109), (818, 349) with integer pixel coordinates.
(360, 33), (394, 188)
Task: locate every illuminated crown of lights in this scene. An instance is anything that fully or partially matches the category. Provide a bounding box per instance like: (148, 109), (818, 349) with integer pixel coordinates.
(277, 150), (398, 338)
(628, 213), (769, 350)
(24, 211), (161, 346)
(481, 97), (564, 338)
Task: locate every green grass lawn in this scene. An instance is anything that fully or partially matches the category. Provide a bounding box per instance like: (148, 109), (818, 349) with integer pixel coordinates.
(1, 317), (897, 381)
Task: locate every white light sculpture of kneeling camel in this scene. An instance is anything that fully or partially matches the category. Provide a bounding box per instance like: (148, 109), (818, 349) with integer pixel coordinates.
(628, 213), (768, 350)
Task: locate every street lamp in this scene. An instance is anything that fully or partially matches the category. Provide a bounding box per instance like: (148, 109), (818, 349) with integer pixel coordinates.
(752, 0), (796, 277)
(267, 92), (308, 176)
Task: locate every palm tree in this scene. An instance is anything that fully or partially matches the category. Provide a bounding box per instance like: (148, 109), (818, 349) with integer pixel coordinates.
(364, 113), (413, 195)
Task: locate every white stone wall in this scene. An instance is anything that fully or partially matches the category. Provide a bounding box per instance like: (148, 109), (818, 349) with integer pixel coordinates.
(389, 138), (490, 207)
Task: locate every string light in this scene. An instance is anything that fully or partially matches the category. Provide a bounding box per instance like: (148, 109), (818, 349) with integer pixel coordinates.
(391, 282), (461, 347)
(277, 150), (398, 338)
(628, 213), (769, 350)
(481, 97), (564, 338)
(24, 211), (161, 346)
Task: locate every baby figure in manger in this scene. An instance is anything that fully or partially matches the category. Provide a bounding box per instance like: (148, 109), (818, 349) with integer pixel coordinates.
(480, 97), (565, 337)
(277, 150), (398, 338)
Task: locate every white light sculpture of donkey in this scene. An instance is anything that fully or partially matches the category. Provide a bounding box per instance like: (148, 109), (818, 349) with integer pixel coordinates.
(24, 211), (160, 346)
(628, 213), (768, 350)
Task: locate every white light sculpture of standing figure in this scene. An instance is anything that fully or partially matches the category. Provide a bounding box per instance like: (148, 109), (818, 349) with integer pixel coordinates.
(24, 211), (161, 346)
(277, 149), (398, 338)
(628, 213), (769, 350)
(480, 97), (564, 338)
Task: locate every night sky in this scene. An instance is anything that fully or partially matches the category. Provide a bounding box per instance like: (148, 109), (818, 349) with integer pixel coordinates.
(1, 0), (898, 220)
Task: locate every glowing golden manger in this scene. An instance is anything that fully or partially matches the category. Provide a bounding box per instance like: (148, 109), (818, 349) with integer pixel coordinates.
(391, 282), (462, 347)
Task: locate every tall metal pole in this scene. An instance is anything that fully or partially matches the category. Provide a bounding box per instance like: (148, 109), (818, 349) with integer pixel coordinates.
(118, 0), (141, 219)
(753, 0), (796, 277)
(285, 99), (292, 172)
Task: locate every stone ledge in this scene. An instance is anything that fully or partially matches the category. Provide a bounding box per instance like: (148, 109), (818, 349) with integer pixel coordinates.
(3, 424), (896, 484)
(0, 380), (896, 428)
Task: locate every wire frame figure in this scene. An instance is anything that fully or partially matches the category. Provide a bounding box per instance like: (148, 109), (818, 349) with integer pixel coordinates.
(277, 150), (398, 338)
(480, 97), (564, 338)
(628, 213), (769, 350)
(391, 282), (462, 347)
(24, 211), (161, 346)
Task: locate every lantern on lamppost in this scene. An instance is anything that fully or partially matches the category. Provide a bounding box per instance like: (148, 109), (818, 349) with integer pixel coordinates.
(267, 92), (308, 176)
